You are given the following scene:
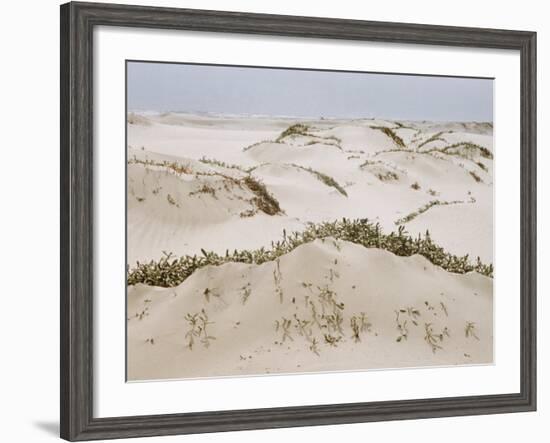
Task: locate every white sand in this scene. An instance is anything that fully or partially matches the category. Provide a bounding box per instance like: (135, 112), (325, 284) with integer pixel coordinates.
(127, 112), (494, 380)
(128, 239), (492, 380)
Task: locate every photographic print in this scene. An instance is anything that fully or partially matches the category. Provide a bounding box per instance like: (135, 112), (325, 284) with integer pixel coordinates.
(126, 61), (494, 381)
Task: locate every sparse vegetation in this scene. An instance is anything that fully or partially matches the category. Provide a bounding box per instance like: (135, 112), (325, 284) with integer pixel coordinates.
(427, 189), (439, 197)
(438, 142), (493, 160)
(395, 310), (409, 342)
(376, 171), (399, 182)
(203, 287), (219, 303)
(277, 123), (312, 142)
(199, 156), (246, 172)
(440, 302), (449, 317)
(465, 321), (479, 340)
(370, 125), (406, 148)
(128, 219), (493, 287)
(274, 317), (293, 342)
(273, 259), (284, 303)
(424, 322), (443, 353)
(469, 170), (482, 183)
(275, 273), (373, 355)
(360, 160), (402, 182)
(166, 194), (178, 206)
(189, 183), (217, 198)
(291, 164), (348, 196)
(127, 116), (495, 375)
(127, 113), (151, 126)
(128, 156), (193, 175)
(243, 139), (282, 152)
(395, 199), (464, 225)
(394, 121), (415, 130)
(270, 123), (344, 149)
(241, 283), (251, 304)
(184, 309), (215, 350)
(243, 176), (283, 215)
(239, 209), (256, 218)
(417, 131), (447, 149)
(476, 161), (488, 172)
(324, 334), (342, 347)
(129, 154), (283, 216)
(398, 306), (421, 326)
(199, 156), (265, 174)
(350, 313), (372, 342)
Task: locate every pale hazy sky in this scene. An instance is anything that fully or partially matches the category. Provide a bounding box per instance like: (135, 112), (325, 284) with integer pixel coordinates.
(127, 61), (493, 122)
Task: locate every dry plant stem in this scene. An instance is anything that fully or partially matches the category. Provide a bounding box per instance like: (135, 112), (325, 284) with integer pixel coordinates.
(465, 321), (480, 340)
(424, 322), (443, 353)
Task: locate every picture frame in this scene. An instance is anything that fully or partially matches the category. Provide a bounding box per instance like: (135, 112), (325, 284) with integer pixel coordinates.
(60, 1), (537, 441)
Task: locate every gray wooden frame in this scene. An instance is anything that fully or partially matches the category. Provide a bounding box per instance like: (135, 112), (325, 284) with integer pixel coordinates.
(60, 1), (537, 441)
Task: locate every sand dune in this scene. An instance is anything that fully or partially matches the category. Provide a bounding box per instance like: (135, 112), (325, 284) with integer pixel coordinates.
(128, 239), (492, 380)
(127, 112), (494, 380)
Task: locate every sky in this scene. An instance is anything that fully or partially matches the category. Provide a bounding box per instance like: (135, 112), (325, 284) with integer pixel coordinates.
(127, 61), (493, 122)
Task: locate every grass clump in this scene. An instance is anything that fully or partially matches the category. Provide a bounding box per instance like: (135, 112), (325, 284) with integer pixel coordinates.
(417, 131), (447, 149)
(243, 176), (282, 215)
(370, 125), (406, 148)
(359, 160), (401, 182)
(376, 171), (399, 182)
(166, 194), (178, 206)
(440, 142), (493, 160)
(411, 182), (421, 190)
(427, 189), (439, 197)
(360, 159), (377, 167)
(199, 157), (265, 174)
(240, 283), (251, 305)
(291, 164), (347, 196)
(127, 218), (493, 288)
(395, 199), (463, 225)
(394, 310), (409, 342)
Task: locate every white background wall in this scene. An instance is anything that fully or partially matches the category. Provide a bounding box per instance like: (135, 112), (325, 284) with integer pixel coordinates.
(0, 0), (546, 441)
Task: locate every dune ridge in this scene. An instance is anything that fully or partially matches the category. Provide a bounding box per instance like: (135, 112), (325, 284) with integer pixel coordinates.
(127, 112), (494, 380)
(128, 239), (492, 380)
